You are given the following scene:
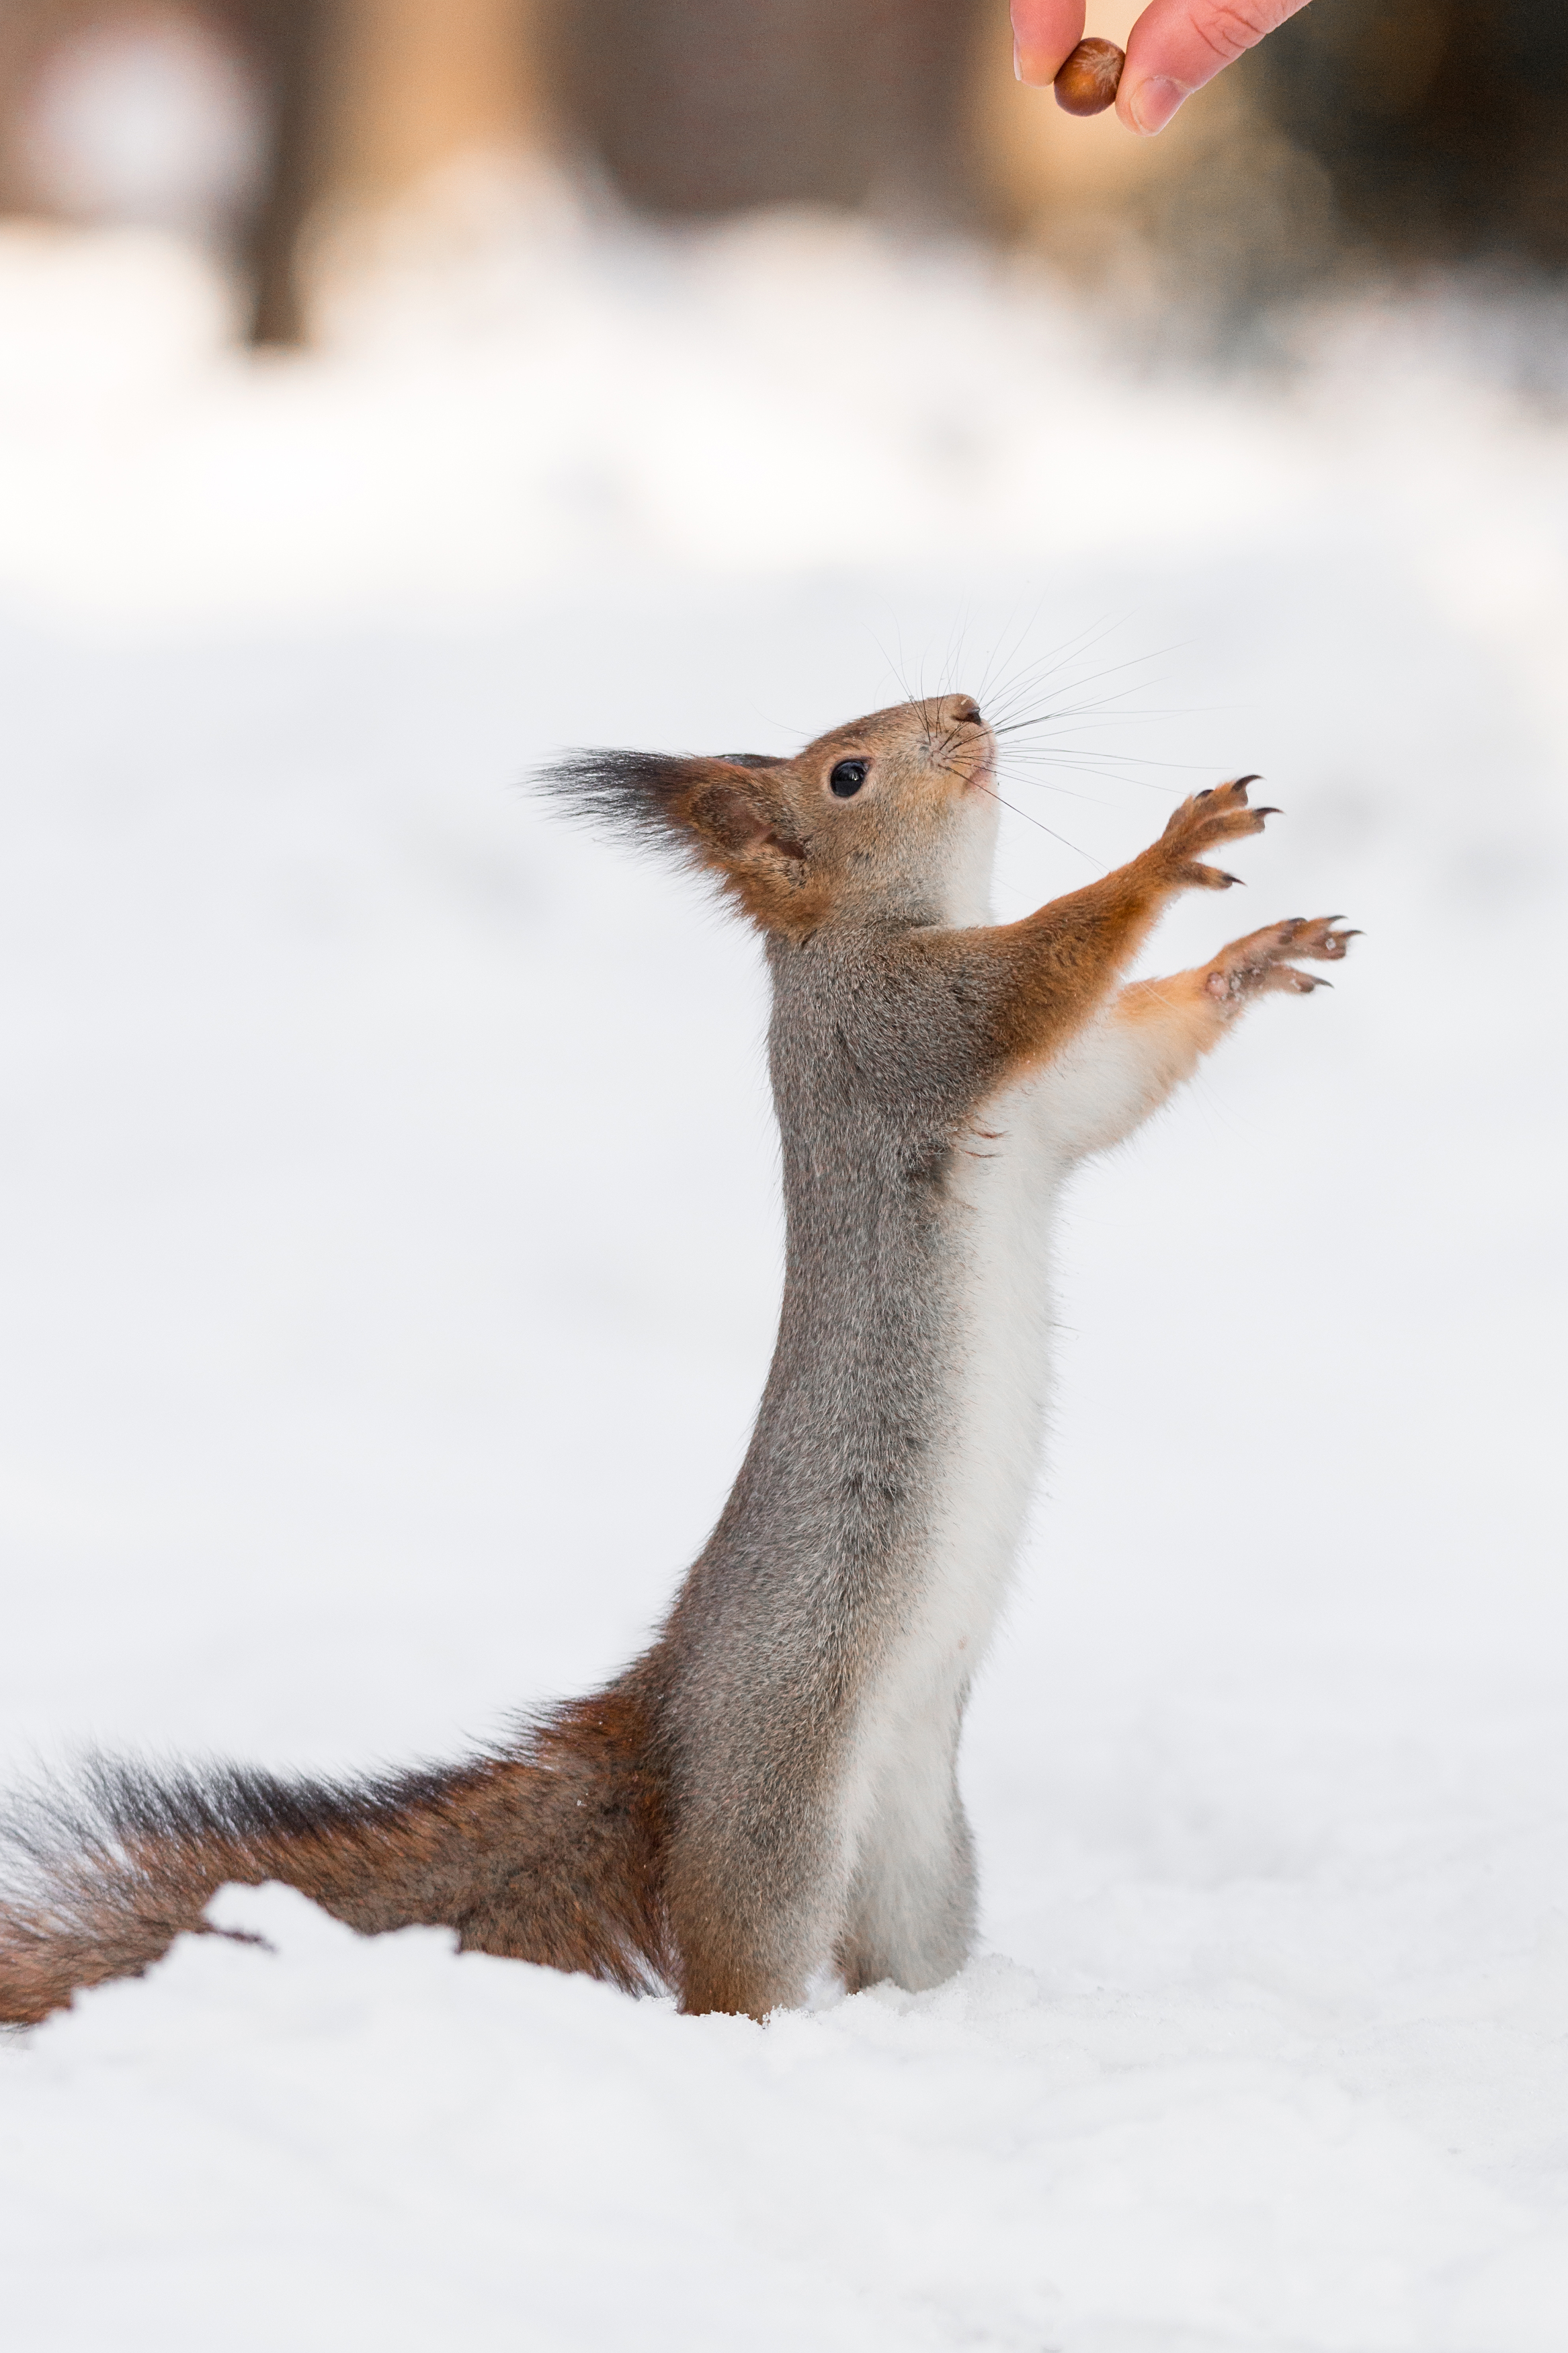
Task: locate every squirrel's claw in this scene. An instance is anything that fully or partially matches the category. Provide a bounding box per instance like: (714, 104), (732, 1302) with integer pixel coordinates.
(1204, 914), (1358, 1003)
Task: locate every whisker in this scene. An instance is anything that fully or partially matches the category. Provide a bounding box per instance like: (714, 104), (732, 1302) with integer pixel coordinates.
(1003, 741), (1204, 766)
(981, 616), (1129, 727)
(985, 647), (1159, 731)
(941, 608), (972, 703)
(865, 624), (915, 713)
(972, 781), (1106, 869)
(994, 717), (1194, 743)
(987, 640), (1192, 731)
(973, 607), (1100, 715)
(992, 682), (1180, 731)
(1000, 752), (1199, 789)
(973, 596), (1057, 711)
(1005, 755), (1187, 794)
(992, 766), (1130, 809)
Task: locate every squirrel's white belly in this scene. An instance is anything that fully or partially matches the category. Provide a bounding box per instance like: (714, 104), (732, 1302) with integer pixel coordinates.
(872, 1000), (1171, 1722)
(840, 1066), (1069, 1882)
(929, 1070), (1067, 1671)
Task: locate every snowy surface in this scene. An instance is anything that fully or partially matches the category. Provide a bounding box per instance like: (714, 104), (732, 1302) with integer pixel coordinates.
(1, 186), (1567, 2350)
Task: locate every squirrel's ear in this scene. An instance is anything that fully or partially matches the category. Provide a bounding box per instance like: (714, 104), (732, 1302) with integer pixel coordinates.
(681, 774), (809, 872)
(540, 750), (807, 875)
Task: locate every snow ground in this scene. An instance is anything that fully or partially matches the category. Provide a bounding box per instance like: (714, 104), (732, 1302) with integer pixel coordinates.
(1, 185), (1567, 2350)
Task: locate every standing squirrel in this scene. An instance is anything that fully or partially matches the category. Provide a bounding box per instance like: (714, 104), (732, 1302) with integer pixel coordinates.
(0, 694), (1352, 2024)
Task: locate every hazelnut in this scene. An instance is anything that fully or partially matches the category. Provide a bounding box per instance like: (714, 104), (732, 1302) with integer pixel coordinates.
(1053, 36), (1125, 117)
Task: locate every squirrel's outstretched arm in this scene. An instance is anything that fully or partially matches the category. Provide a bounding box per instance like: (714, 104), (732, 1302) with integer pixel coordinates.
(910, 778), (1274, 1092)
(1035, 915), (1357, 1162)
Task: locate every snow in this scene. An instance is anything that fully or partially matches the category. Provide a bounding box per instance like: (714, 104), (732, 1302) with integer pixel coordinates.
(2, 177), (1567, 2350)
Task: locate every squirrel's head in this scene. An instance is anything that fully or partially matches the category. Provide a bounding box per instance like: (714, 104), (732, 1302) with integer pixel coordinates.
(542, 694), (998, 938)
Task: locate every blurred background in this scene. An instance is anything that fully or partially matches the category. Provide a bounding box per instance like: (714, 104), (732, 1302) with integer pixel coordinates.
(1, 0), (1567, 344)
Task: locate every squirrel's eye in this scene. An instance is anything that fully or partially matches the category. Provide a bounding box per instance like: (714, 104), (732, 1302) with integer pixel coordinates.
(829, 760), (868, 798)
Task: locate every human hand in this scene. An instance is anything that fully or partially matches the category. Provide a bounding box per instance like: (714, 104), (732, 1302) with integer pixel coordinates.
(1011, 0), (1312, 134)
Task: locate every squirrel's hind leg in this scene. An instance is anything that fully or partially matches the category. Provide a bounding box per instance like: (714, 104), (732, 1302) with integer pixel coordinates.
(834, 1710), (977, 1997)
(665, 1718), (974, 2013)
(664, 1796), (850, 2020)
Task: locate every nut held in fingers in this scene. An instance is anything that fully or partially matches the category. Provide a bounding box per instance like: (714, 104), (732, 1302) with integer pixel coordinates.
(1054, 37), (1125, 116)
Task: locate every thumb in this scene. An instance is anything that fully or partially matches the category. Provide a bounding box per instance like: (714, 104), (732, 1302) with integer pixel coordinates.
(1117, 0), (1312, 134)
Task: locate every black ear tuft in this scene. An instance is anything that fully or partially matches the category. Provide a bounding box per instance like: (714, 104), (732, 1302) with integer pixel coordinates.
(537, 749), (709, 851)
(538, 748), (811, 909)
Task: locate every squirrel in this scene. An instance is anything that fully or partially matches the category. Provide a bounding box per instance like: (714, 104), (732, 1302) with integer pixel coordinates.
(0, 693), (1353, 2025)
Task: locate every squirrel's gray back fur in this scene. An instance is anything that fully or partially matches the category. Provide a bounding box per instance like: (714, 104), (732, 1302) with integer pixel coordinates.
(649, 920), (1011, 2007)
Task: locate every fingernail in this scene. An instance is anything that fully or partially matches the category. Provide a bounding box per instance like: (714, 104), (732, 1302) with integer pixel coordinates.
(1013, 36), (1023, 80)
(1127, 74), (1185, 134)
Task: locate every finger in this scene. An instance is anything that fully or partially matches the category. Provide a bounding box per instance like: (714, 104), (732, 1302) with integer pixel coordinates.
(1116, 0), (1311, 134)
(1011, 0), (1087, 87)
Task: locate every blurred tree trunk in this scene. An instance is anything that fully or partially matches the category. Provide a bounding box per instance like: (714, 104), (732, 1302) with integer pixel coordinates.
(221, 0), (330, 346)
(326, 0), (542, 201)
(1257, 0), (1568, 270)
(0, 0), (85, 214)
(552, 0), (991, 225)
(229, 0), (544, 344)
(0, 0), (338, 345)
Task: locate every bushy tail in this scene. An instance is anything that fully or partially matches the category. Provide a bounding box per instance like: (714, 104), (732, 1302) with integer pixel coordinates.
(0, 1687), (670, 2026)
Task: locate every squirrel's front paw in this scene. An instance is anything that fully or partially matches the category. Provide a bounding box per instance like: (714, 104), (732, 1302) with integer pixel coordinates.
(1154, 777), (1276, 890)
(1203, 916), (1359, 1004)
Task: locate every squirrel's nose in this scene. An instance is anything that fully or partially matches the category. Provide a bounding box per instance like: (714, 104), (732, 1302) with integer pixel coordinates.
(942, 694), (983, 725)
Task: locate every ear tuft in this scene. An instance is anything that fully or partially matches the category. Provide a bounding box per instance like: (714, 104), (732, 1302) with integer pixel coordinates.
(539, 747), (815, 927)
(539, 750), (802, 868)
(538, 749), (711, 852)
